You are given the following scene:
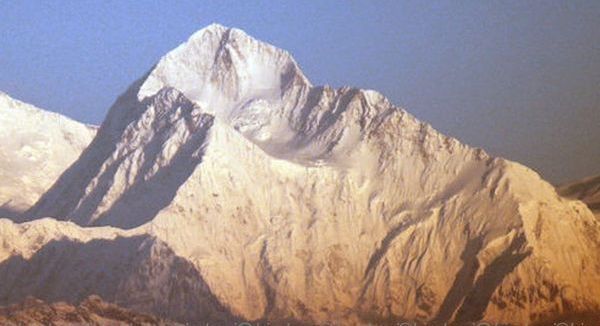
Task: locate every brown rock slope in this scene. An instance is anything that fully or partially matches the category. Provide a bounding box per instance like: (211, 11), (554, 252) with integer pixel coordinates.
(0, 296), (178, 326)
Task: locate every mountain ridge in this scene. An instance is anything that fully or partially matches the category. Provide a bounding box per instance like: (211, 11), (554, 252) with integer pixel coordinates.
(0, 92), (96, 217)
(0, 295), (178, 325)
(558, 174), (600, 216)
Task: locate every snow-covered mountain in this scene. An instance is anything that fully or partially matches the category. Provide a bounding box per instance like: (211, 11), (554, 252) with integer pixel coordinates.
(0, 93), (96, 218)
(3, 24), (599, 325)
(558, 174), (600, 217)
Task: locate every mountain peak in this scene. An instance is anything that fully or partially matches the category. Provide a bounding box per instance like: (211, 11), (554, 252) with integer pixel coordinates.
(193, 22), (228, 34)
(187, 23), (243, 42)
(137, 24), (310, 117)
(14, 24), (600, 325)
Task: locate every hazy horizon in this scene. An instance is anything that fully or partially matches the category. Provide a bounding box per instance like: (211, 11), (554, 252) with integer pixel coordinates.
(1, 1), (598, 183)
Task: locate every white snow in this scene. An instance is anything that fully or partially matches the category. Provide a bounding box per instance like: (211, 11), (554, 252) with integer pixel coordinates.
(0, 93), (96, 216)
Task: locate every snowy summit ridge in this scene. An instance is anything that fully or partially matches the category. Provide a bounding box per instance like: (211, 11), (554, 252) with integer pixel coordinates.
(1, 24), (598, 325)
(139, 23), (310, 113)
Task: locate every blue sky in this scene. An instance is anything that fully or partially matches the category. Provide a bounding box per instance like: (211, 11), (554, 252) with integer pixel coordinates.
(1, 1), (599, 183)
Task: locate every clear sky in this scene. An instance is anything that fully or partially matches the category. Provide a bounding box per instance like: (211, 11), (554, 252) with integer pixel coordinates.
(1, 1), (598, 183)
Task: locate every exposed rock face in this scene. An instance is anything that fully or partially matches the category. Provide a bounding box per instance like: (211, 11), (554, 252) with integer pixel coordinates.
(4, 24), (599, 325)
(0, 93), (96, 218)
(0, 295), (178, 325)
(558, 174), (600, 216)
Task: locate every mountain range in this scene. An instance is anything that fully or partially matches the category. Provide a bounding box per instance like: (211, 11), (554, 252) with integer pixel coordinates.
(1, 24), (599, 325)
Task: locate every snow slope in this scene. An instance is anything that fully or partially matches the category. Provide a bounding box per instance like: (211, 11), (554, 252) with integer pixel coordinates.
(0, 93), (96, 217)
(558, 174), (600, 216)
(11, 24), (600, 324)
